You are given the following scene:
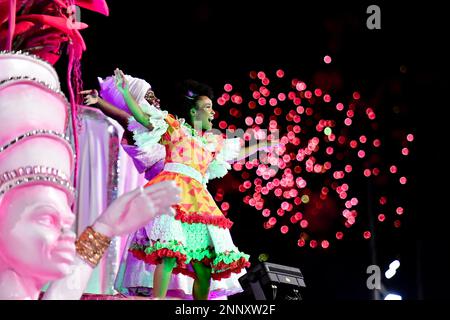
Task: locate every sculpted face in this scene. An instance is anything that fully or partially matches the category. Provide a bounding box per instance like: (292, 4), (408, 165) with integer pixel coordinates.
(0, 52), (77, 297)
(0, 185), (76, 281)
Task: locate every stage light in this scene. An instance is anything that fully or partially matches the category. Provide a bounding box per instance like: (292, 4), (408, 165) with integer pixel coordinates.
(389, 260), (400, 270)
(238, 262), (306, 301)
(385, 269), (396, 279)
(384, 293), (402, 300)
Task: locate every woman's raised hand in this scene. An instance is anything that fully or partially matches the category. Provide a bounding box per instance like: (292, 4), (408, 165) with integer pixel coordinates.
(114, 68), (130, 95)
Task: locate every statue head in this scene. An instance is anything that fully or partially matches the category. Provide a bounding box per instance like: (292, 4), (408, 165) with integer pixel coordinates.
(0, 51), (76, 286)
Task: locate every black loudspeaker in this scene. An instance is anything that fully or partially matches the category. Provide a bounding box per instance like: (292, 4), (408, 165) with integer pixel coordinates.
(238, 262), (306, 301)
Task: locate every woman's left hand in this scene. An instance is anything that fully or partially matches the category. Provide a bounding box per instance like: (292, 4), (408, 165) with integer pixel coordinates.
(114, 68), (130, 96)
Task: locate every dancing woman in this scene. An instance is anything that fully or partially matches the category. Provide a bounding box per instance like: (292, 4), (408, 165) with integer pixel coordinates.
(83, 69), (277, 299)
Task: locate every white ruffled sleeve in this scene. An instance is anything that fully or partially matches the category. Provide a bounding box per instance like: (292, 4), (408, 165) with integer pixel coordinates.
(127, 100), (169, 154)
(206, 137), (242, 181)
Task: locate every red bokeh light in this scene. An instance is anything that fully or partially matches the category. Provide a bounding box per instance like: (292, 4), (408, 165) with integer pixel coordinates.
(373, 139), (381, 147)
(296, 82), (307, 91)
(218, 68), (411, 248)
(278, 93), (286, 101)
(276, 69), (285, 78)
(359, 135), (367, 143)
(224, 83), (233, 92)
(257, 71), (266, 79)
(300, 220), (309, 228)
(402, 148), (409, 156)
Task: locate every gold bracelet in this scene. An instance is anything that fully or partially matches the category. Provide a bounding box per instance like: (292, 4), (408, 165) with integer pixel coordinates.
(75, 226), (112, 268)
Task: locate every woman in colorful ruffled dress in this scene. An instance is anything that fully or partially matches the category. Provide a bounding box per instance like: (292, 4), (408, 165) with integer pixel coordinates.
(85, 69), (277, 299)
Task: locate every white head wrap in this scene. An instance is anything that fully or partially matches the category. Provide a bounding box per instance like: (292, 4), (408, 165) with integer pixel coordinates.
(98, 74), (151, 114)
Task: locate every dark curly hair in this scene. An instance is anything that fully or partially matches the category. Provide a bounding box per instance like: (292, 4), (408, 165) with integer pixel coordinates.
(170, 79), (214, 125)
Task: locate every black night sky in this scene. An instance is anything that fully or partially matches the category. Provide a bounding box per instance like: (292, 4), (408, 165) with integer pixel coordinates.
(54, 1), (449, 300)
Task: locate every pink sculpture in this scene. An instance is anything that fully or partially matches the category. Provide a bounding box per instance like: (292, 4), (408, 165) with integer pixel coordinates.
(0, 51), (180, 299)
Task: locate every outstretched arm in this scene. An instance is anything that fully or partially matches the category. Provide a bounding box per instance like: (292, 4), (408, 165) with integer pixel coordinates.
(236, 139), (280, 162)
(80, 89), (132, 130)
(114, 68), (152, 129)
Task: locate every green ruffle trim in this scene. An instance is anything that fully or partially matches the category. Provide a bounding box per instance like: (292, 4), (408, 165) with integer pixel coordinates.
(143, 239), (187, 256)
(186, 247), (215, 262)
(212, 251), (250, 271)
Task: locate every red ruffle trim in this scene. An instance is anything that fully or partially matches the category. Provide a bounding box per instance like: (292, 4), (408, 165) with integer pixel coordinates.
(129, 249), (250, 281)
(173, 267), (196, 279)
(211, 257), (251, 281)
(175, 206), (233, 229)
(129, 248), (188, 267)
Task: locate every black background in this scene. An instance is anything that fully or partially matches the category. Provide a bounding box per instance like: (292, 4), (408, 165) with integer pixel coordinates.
(55, 0), (450, 300)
